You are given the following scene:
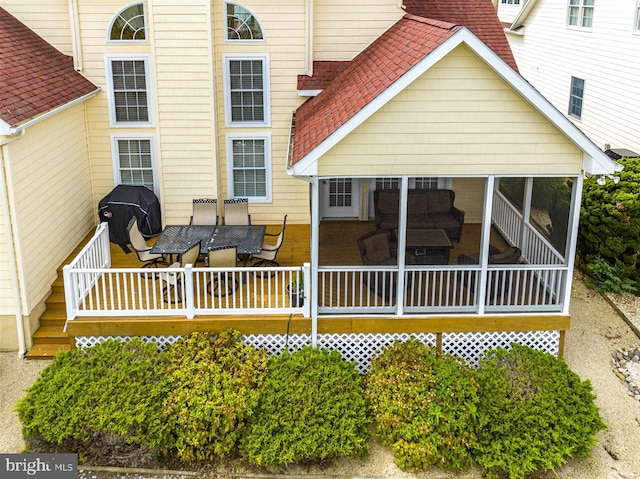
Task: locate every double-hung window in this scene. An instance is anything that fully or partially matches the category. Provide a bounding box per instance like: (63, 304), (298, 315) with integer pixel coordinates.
(112, 136), (157, 194)
(106, 56), (153, 126)
(227, 135), (271, 201)
(568, 76), (585, 119)
(567, 0), (594, 29)
(224, 55), (270, 126)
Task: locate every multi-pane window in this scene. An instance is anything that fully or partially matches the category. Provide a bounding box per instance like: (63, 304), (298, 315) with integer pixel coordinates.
(414, 177), (439, 190)
(226, 2), (264, 40)
(114, 138), (155, 192)
(567, 0), (594, 28)
(225, 56), (269, 125)
(108, 58), (150, 124)
(109, 3), (145, 41)
(329, 179), (353, 207)
(376, 178), (400, 190)
(228, 136), (271, 200)
(501, 0), (520, 4)
(568, 76), (585, 119)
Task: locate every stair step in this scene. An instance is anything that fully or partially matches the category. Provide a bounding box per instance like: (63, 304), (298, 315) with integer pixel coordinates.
(32, 327), (70, 345)
(25, 343), (70, 360)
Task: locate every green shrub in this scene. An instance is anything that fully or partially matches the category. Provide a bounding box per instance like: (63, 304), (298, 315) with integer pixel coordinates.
(582, 254), (636, 294)
(473, 344), (606, 479)
(579, 157), (640, 292)
(163, 329), (268, 462)
(240, 346), (370, 469)
(16, 338), (171, 466)
(364, 339), (479, 471)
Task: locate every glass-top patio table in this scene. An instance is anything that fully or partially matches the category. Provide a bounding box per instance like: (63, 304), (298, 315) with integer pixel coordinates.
(150, 225), (266, 265)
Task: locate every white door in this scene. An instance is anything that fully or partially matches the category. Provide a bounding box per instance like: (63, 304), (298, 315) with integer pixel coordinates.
(320, 178), (361, 219)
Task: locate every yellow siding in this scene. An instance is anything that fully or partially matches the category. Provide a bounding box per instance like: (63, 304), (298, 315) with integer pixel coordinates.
(0, 0), (72, 54)
(318, 44), (584, 176)
(0, 199), (14, 313)
(7, 105), (94, 315)
(213, 0), (310, 224)
(452, 177), (486, 224)
(313, 0), (402, 60)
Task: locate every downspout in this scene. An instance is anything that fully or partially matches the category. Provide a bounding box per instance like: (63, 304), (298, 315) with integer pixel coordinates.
(68, 0), (83, 71)
(0, 131), (27, 357)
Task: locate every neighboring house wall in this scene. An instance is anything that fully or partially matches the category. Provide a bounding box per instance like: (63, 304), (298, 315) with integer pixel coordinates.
(500, 0), (640, 154)
(0, 104), (94, 350)
(317, 45), (584, 177)
(313, 0), (402, 60)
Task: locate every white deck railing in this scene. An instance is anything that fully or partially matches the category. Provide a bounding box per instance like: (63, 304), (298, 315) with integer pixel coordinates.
(318, 264), (567, 314)
(492, 191), (565, 265)
(63, 224), (310, 320)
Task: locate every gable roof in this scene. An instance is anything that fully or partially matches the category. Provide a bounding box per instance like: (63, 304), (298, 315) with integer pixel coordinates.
(403, 0), (518, 70)
(0, 7), (99, 134)
(292, 14), (461, 166)
(289, 15), (619, 176)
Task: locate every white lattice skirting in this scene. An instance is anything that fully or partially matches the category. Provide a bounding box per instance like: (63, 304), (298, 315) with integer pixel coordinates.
(75, 330), (560, 372)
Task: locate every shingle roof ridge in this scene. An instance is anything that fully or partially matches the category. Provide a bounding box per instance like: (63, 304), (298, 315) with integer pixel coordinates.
(402, 12), (459, 30)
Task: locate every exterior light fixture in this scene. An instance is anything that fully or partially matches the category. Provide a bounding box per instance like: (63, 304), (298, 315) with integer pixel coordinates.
(597, 176), (606, 186)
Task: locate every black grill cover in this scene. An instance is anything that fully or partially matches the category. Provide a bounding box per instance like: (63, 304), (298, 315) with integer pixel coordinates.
(98, 185), (162, 252)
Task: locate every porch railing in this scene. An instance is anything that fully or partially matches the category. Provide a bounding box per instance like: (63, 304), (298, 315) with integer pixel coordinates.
(492, 190), (564, 265)
(63, 223), (310, 320)
(318, 264), (567, 314)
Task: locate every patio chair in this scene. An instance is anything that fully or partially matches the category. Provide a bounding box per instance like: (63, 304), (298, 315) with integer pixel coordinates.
(206, 245), (238, 297)
(357, 229), (405, 301)
(126, 217), (168, 268)
(222, 198), (251, 225)
(190, 198), (218, 225)
(160, 241), (201, 302)
(251, 215), (287, 268)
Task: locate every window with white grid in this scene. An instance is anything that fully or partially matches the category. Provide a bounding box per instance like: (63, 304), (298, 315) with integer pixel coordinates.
(567, 0), (594, 29)
(224, 55), (270, 126)
(112, 136), (156, 193)
(227, 135), (271, 201)
(568, 76), (585, 119)
(106, 57), (152, 125)
(414, 177), (439, 190)
(376, 178), (400, 190)
(109, 3), (146, 41)
(501, 0), (520, 4)
(225, 2), (264, 40)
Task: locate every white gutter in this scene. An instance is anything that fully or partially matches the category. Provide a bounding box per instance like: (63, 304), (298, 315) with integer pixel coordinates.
(0, 130), (27, 357)
(68, 0), (83, 71)
(1, 88), (100, 136)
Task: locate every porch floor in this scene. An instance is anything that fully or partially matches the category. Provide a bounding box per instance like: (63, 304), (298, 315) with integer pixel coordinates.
(27, 221), (529, 359)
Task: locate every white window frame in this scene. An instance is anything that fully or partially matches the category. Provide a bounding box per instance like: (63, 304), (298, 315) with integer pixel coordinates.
(566, 0), (594, 30)
(105, 55), (155, 127)
(224, 1), (265, 42)
(107, 2), (147, 43)
(226, 134), (272, 202)
(111, 135), (160, 196)
(568, 76), (585, 120)
(500, 0), (520, 4)
(635, 0), (640, 32)
(223, 54), (271, 127)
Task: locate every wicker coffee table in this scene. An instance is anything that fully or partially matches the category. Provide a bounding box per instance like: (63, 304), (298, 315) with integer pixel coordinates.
(401, 229), (453, 265)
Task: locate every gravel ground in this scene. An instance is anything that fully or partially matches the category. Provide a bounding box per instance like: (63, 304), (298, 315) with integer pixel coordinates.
(1, 274), (640, 478)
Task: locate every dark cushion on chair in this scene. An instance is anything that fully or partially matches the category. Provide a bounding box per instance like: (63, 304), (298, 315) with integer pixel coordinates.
(363, 234), (391, 264)
(489, 247), (521, 264)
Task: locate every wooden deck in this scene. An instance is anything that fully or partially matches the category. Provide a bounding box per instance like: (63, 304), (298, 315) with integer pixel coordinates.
(27, 221), (569, 359)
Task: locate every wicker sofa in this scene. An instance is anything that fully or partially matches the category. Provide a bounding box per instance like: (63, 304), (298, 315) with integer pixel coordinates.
(373, 189), (465, 242)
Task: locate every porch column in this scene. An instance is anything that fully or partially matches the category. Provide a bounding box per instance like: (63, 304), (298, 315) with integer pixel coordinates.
(396, 177), (409, 315)
(562, 174), (583, 315)
(520, 177), (534, 256)
(310, 177), (320, 346)
(478, 176), (495, 314)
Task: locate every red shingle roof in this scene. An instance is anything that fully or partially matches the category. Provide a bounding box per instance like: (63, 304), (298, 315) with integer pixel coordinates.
(291, 0), (519, 166)
(292, 15), (461, 165)
(403, 0), (518, 70)
(0, 7), (98, 128)
(297, 61), (350, 91)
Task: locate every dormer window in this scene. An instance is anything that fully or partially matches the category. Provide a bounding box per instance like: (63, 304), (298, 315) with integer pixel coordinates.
(226, 2), (264, 41)
(109, 3), (146, 41)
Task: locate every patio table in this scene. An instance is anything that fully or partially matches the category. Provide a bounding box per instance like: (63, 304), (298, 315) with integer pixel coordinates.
(150, 225), (266, 266)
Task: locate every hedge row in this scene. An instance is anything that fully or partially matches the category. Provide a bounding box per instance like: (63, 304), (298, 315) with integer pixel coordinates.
(17, 331), (605, 478)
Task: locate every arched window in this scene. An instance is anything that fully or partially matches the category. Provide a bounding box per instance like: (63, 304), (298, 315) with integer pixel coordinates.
(109, 3), (146, 41)
(226, 2), (264, 41)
